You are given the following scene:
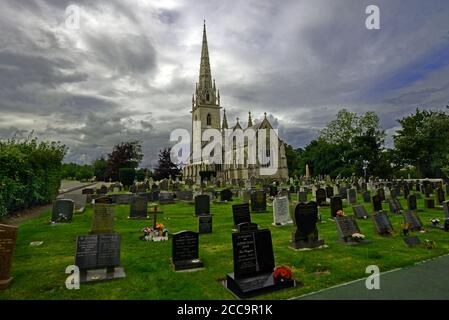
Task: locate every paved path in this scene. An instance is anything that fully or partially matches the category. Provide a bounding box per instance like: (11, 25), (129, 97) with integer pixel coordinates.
(59, 181), (105, 195)
(295, 254), (449, 300)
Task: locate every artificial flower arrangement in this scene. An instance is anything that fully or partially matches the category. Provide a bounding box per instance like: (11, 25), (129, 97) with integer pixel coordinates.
(430, 218), (440, 227)
(272, 266), (293, 282)
(142, 223), (169, 242)
(336, 210), (345, 217)
(351, 233), (365, 242)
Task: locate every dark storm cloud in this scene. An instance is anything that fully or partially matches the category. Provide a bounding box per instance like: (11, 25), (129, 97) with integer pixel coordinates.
(0, 0), (449, 166)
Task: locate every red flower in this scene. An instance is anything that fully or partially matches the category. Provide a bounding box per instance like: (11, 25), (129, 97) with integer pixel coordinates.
(273, 266), (293, 281)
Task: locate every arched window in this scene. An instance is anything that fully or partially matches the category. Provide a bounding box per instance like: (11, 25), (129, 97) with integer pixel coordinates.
(207, 113), (211, 126)
(206, 92), (210, 101)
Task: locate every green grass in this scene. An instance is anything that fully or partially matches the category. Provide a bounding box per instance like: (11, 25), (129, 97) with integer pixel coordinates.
(1, 193), (449, 300)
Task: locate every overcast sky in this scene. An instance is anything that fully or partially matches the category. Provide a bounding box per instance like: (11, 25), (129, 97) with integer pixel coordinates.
(1, 0), (448, 167)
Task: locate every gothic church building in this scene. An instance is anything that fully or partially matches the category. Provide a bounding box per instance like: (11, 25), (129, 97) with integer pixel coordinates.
(182, 23), (289, 183)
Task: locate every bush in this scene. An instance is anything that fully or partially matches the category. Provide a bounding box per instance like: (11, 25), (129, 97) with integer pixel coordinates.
(119, 168), (136, 187)
(0, 138), (67, 217)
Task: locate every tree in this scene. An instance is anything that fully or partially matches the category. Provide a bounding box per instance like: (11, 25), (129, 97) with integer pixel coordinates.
(284, 144), (302, 178)
(119, 168), (136, 187)
(93, 157), (107, 182)
(394, 108), (449, 178)
(319, 109), (385, 146)
(153, 148), (180, 181)
(106, 141), (143, 181)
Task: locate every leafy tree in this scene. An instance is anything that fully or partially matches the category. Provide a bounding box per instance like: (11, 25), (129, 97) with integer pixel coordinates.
(119, 168), (136, 187)
(106, 141), (143, 181)
(93, 157), (107, 181)
(153, 148), (180, 181)
(135, 168), (148, 182)
(284, 144), (302, 178)
(394, 108), (449, 178)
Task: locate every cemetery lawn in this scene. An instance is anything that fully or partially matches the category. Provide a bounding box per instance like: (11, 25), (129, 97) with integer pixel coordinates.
(1, 194), (449, 300)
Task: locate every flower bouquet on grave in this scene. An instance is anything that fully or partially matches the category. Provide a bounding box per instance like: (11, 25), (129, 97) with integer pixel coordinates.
(272, 266), (293, 282)
(52, 213), (69, 224)
(336, 210), (345, 217)
(402, 222), (410, 236)
(141, 224), (169, 242)
(430, 218), (440, 227)
(351, 233), (365, 242)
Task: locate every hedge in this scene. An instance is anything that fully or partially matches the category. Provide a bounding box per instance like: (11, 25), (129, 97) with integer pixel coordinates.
(0, 138), (67, 217)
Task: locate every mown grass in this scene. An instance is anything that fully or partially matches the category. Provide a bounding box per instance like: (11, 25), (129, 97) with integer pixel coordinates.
(1, 192), (449, 300)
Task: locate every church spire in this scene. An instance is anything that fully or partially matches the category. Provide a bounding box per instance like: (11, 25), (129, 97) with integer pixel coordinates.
(222, 109), (228, 129)
(247, 111), (253, 127)
(197, 20), (213, 103)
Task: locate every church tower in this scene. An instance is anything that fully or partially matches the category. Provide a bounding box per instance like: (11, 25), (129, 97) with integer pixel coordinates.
(191, 21), (221, 146)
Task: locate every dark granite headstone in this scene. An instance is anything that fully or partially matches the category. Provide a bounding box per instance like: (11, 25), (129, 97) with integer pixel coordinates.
(352, 205), (368, 219)
(269, 185), (278, 197)
(226, 228), (295, 299)
(377, 188), (385, 202)
(198, 215), (212, 234)
(372, 212), (393, 236)
(407, 194), (417, 211)
(195, 195), (210, 216)
(424, 198), (435, 209)
(220, 189), (233, 202)
(232, 203), (251, 227)
(290, 201), (324, 249)
(347, 188), (357, 204)
(237, 222), (258, 233)
(178, 190), (193, 201)
(172, 231), (203, 271)
(297, 191), (307, 203)
(402, 211), (423, 231)
(403, 236), (422, 247)
(362, 191), (371, 203)
(388, 198), (401, 214)
(325, 186), (334, 198)
(335, 216), (365, 243)
(51, 199), (75, 223)
(330, 196), (343, 218)
(0, 224), (18, 290)
(75, 233), (124, 282)
(58, 194), (87, 213)
(436, 188), (445, 205)
(372, 195), (382, 212)
(315, 188), (327, 206)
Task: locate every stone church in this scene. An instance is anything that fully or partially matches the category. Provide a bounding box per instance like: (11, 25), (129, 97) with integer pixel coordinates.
(182, 22), (289, 183)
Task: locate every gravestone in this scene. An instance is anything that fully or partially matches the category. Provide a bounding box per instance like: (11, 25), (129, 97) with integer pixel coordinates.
(159, 192), (175, 204)
(159, 179), (169, 191)
(297, 191), (307, 203)
(250, 191), (267, 213)
(232, 203), (251, 228)
(315, 188), (327, 206)
(362, 191), (371, 203)
(51, 199), (75, 223)
(91, 204), (115, 234)
(198, 215), (212, 234)
(407, 194), (417, 211)
(58, 194), (87, 213)
(0, 224), (18, 290)
(347, 188), (357, 204)
(129, 195), (148, 219)
(352, 205), (368, 219)
(402, 211), (423, 231)
(330, 196), (343, 218)
(172, 231), (203, 271)
(269, 185), (278, 197)
(371, 195), (382, 212)
(237, 222), (259, 233)
(404, 236), (422, 247)
(75, 233), (125, 282)
(272, 196), (292, 226)
(82, 188), (95, 195)
(436, 188), (445, 205)
(226, 228), (295, 299)
(97, 185), (108, 195)
(195, 195), (210, 216)
(377, 188), (385, 202)
(335, 216), (367, 244)
(372, 212), (393, 236)
(325, 186), (334, 198)
(289, 202), (324, 249)
(403, 185), (410, 200)
(339, 186), (348, 198)
(424, 198), (435, 209)
(240, 190), (251, 204)
(220, 189), (233, 202)
(388, 198), (401, 214)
